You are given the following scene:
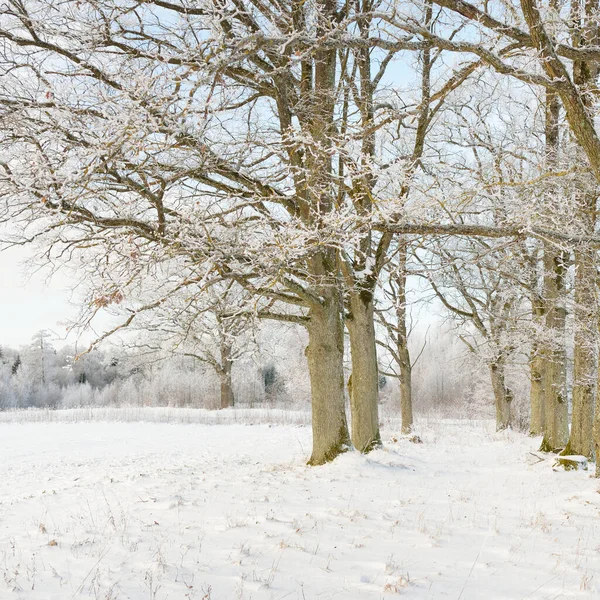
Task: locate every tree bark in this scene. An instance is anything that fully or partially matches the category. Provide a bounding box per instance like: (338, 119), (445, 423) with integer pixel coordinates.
(297, 0), (352, 465)
(564, 1), (598, 459)
(565, 243), (596, 457)
(489, 359), (512, 430)
(594, 371), (600, 474)
(529, 345), (545, 435)
(539, 248), (569, 452)
(398, 348), (413, 434)
(306, 283), (352, 465)
(343, 3), (381, 454)
(538, 83), (569, 452)
(347, 290), (381, 453)
(219, 340), (235, 409)
(520, 0), (600, 181)
(529, 297), (545, 435)
(396, 243), (413, 434)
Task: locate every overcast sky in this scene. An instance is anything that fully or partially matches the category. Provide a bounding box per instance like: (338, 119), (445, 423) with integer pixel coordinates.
(0, 244), (88, 348)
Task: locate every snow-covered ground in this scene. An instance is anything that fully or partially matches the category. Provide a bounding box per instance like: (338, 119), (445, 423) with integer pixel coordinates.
(1, 415), (599, 599)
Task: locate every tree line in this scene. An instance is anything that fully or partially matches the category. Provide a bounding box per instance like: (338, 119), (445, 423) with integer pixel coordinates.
(0, 327), (294, 409)
(0, 325), (494, 417)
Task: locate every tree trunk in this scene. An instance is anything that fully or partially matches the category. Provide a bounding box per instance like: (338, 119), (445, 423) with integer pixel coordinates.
(219, 373), (235, 409)
(296, 0), (351, 465)
(396, 242), (413, 434)
(537, 87), (569, 452)
(530, 296), (545, 435)
(347, 290), (381, 453)
(399, 347), (413, 434)
(594, 375), (600, 474)
(343, 5), (381, 454)
(219, 341), (235, 409)
(565, 244), (596, 458)
(489, 359), (512, 430)
(529, 345), (545, 435)
(566, 11), (598, 459)
(539, 247), (569, 452)
(306, 285), (351, 465)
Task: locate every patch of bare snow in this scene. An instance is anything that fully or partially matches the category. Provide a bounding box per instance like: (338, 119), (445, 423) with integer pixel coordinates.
(0, 418), (598, 599)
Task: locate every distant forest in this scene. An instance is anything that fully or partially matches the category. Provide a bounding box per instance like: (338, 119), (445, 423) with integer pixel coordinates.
(0, 325), (506, 420)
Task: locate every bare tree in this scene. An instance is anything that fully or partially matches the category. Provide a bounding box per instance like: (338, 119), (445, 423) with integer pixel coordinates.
(131, 283), (257, 409)
(376, 240), (424, 433)
(0, 0), (357, 463)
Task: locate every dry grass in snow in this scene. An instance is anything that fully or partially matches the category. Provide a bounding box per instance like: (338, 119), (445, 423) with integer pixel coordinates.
(0, 414), (599, 599)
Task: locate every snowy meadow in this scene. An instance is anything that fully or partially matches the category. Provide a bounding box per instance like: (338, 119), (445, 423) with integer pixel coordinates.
(1, 411), (598, 600)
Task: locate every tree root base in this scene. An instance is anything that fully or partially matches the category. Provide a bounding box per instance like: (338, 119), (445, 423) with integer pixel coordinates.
(553, 455), (588, 471)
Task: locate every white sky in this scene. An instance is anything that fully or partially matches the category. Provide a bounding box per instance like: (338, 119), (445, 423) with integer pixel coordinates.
(0, 244), (89, 348)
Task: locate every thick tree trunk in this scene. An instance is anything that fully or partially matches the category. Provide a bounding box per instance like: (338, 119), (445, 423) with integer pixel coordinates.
(540, 348), (569, 452)
(343, 6), (381, 454)
(489, 359), (512, 430)
(529, 346), (545, 435)
(306, 287), (351, 465)
(219, 341), (235, 409)
(347, 291), (381, 453)
(539, 247), (569, 452)
(565, 244), (596, 458)
(520, 0), (600, 182)
(537, 87), (568, 452)
(295, 0), (352, 465)
(219, 372), (235, 409)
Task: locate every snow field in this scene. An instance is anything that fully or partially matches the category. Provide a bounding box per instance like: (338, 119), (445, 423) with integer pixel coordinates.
(0, 416), (599, 599)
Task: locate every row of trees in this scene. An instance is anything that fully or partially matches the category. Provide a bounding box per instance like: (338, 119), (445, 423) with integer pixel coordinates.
(2, 0), (600, 467)
(0, 325), (495, 415)
(0, 328), (293, 409)
(0, 331), (122, 408)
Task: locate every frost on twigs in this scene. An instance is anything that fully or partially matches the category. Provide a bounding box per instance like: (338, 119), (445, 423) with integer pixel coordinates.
(553, 455), (588, 471)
